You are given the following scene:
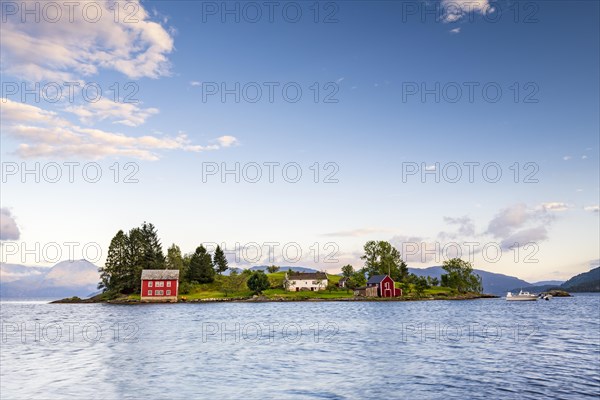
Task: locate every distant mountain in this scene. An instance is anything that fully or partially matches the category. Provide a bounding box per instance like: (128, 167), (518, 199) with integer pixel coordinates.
(0, 260), (99, 299)
(509, 284), (561, 293)
(561, 267), (600, 292)
(409, 266), (532, 295)
(531, 280), (564, 286)
(249, 266), (318, 273)
(222, 267), (242, 276)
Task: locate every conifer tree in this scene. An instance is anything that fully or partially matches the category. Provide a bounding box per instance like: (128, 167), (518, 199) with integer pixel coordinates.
(166, 244), (186, 277)
(98, 230), (128, 293)
(188, 245), (215, 283)
(213, 245), (228, 275)
(141, 222), (166, 270)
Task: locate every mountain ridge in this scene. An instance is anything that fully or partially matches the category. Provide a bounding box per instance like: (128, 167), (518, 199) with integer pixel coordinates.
(0, 260), (99, 299)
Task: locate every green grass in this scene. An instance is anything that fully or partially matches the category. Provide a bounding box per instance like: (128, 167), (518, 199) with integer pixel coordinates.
(262, 288), (354, 299)
(174, 272), (461, 301)
(176, 271), (352, 300)
(399, 286), (458, 299)
(425, 286), (456, 295)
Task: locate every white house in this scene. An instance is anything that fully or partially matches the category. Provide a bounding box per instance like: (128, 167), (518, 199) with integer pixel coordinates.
(285, 272), (328, 291)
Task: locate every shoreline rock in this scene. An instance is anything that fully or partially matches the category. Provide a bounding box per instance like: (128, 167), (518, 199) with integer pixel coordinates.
(544, 289), (571, 297)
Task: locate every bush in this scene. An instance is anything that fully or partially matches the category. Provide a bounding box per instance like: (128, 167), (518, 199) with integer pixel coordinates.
(247, 271), (270, 294)
(179, 281), (192, 295)
(327, 282), (338, 293)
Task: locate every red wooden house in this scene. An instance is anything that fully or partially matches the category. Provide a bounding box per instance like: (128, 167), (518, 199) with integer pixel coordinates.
(366, 275), (402, 297)
(141, 270), (179, 302)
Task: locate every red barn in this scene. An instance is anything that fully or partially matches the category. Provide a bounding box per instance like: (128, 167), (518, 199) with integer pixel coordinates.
(366, 275), (402, 297)
(141, 270), (179, 302)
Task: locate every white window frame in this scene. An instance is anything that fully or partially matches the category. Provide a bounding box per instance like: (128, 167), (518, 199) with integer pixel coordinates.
(148, 290), (153, 295)
(167, 281), (171, 287)
(148, 281), (153, 288)
(166, 290), (171, 295)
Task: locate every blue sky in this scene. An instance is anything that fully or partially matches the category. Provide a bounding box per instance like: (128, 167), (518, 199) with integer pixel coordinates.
(1, 0), (598, 281)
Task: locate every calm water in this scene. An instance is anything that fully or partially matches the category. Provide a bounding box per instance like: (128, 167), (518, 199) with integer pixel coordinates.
(1, 295), (599, 399)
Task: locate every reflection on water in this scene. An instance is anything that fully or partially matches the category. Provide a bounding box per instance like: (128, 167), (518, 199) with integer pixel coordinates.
(1, 295), (599, 399)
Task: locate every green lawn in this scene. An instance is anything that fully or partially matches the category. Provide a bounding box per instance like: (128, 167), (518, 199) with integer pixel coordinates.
(173, 271), (457, 301)
(176, 271), (352, 300)
(263, 288), (354, 299)
(425, 286), (457, 295)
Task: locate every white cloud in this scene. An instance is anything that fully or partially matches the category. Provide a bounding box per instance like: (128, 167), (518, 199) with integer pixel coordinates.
(189, 81), (202, 87)
(439, 216), (475, 239)
(216, 135), (239, 148)
(449, 27), (461, 34)
(425, 165), (437, 171)
(0, 208), (20, 240)
(64, 98), (159, 127)
(499, 227), (548, 250)
(1, 1), (174, 82)
(539, 202), (570, 212)
(563, 155), (572, 161)
(1, 98), (232, 160)
(486, 203), (531, 238)
(584, 205), (599, 213)
(485, 203), (560, 250)
(582, 155), (588, 159)
(441, 0), (491, 22)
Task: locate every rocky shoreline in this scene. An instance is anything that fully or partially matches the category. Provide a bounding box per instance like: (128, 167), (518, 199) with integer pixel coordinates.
(51, 293), (498, 304)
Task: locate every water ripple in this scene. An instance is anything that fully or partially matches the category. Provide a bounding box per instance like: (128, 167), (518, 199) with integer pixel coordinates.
(1, 295), (599, 399)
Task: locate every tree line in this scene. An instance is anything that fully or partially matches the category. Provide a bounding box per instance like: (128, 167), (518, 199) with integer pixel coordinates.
(340, 240), (482, 294)
(99, 226), (482, 297)
(98, 222), (229, 294)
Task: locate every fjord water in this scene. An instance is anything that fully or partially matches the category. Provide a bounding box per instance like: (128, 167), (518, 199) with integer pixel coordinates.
(1, 295), (599, 399)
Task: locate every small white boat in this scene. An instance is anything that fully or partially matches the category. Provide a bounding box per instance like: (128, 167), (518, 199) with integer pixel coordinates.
(506, 290), (537, 301)
(540, 293), (553, 301)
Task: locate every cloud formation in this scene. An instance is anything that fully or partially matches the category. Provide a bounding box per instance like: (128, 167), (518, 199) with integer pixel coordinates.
(485, 203), (560, 249)
(1, 0), (174, 81)
(539, 202), (570, 212)
(441, 0), (491, 22)
(216, 135), (240, 148)
(64, 98), (159, 127)
(486, 203), (532, 238)
(439, 216), (475, 239)
(0, 208), (20, 240)
(1, 99), (237, 160)
(499, 226), (548, 250)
